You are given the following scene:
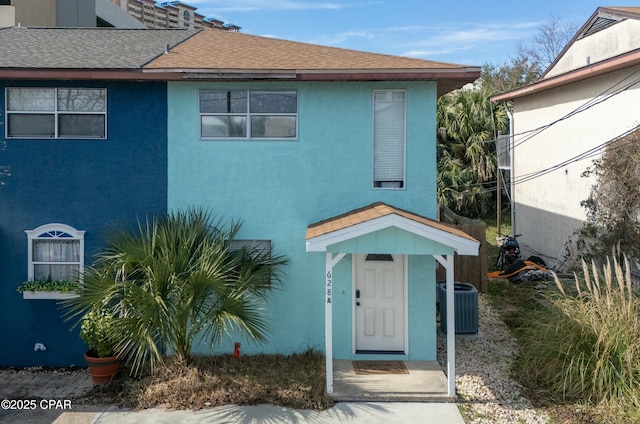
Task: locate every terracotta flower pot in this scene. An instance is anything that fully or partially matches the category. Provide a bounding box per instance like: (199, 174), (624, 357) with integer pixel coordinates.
(84, 351), (121, 385)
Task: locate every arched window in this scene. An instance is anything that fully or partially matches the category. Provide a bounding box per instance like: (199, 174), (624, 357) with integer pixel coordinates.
(183, 10), (190, 21)
(25, 223), (85, 282)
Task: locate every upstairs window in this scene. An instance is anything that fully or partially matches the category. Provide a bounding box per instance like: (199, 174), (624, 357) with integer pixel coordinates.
(200, 90), (297, 140)
(6, 88), (107, 139)
(25, 224), (85, 283)
(373, 90), (405, 189)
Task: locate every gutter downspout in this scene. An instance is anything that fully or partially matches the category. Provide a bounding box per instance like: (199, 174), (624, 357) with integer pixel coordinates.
(506, 108), (516, 237)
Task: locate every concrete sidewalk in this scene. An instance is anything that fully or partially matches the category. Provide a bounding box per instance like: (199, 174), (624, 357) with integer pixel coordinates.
(93, 403), (466, 423)
(0, 368), (467, 424)
(0, 402), (466, 424)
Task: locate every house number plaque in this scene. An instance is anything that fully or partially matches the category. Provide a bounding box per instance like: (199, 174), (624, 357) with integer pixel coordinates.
(326, 270), (332, 303)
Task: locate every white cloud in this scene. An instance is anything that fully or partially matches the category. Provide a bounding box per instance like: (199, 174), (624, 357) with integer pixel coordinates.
(315, 31), (376, 46)
(363, 21), (540, 60)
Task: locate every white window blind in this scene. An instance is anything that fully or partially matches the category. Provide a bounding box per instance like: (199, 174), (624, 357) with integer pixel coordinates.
(229, 240), (272, 258)
(373, 90), (405, 188)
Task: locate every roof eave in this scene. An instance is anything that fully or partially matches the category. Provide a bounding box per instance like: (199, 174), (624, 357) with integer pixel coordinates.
(298, 68), (480, 82)
(0, 69), (184, 81)
(144, 67), (480, 81)
(144, 67), (479, 96)
(492, 49), (640, 102)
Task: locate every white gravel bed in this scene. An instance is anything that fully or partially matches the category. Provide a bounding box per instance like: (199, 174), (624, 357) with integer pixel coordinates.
(437, 294), (549, 424)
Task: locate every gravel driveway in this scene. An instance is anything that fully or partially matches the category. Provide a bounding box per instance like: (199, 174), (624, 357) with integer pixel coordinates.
(437, 294), (549, 424)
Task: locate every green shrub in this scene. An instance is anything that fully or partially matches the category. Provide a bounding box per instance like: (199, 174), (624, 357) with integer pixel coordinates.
(518, 255), (640, 420)
(63, 208), (288, 376)
(80, 307), (119, 358)
(17, 279), (80, 293)
(574, 127), (640, 261)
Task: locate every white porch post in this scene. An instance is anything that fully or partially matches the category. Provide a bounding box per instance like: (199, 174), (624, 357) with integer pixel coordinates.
(325, 252), (345, 394)
(436, 254), (456, 396)
(445, 254), (456, 396)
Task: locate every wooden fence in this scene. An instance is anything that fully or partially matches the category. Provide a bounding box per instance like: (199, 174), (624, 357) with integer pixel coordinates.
(436, 206), (488, 293)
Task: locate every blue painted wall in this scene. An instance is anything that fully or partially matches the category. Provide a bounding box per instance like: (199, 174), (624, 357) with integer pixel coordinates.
(0, 81), (168, 367)
(167, 81), (440, 359)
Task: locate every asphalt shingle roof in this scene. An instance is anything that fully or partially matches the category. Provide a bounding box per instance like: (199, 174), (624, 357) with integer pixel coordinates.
(0, 26), (479, 92)
(146, 29), (472, 72)
(306, 202), (478, 243)
(0, 27), (199, 69)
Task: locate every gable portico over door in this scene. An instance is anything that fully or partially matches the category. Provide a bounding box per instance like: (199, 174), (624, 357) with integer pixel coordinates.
(354, 253), (406, 354)
(305, 202), (480, 397)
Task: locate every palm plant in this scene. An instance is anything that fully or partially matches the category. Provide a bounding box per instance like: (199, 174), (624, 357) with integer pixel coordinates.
(64, 208), (288, 376)
(437, 149), (491, 217)
(436, 87), (508, 218)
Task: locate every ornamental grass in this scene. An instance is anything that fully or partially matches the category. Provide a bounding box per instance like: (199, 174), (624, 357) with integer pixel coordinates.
(518, 255), (640, 423)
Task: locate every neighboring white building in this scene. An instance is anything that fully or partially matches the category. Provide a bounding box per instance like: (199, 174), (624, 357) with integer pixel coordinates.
(492, 7), (640, 270)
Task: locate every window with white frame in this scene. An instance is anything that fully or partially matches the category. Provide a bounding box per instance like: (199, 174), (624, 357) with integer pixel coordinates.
(25, 224), (85, 283)
(200, 90), (297, 139)
(373, 90), (406, 189)
(6, 88), (107, 139)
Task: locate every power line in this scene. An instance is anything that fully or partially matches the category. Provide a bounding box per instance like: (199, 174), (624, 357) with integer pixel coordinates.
(468, 68), (640, 148)
(443, 125), (640, 196)
(508, 71), (640, 151)
(511, 126), (638, 186)
(440, 69), (640, 200)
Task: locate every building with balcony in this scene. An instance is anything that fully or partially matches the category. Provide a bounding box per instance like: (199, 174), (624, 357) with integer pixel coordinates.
(112, 0), (239, 30)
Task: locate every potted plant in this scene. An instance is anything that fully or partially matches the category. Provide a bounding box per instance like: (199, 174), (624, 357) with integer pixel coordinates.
(80, 307), (121, 385)
(17, 279), (80, 300)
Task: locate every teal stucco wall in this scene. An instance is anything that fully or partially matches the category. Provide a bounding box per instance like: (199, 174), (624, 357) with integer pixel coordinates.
(167, 80), (439, 359)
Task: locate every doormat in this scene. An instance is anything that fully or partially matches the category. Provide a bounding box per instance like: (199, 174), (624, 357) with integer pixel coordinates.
(352, 361), (409, 375)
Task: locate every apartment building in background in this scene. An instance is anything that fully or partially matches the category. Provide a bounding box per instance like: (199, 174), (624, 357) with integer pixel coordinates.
(0, 0), (239, 30)
(112, 0), (240, 30)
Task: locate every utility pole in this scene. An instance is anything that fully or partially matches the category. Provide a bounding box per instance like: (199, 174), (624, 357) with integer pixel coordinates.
(497, 168), (501, 235)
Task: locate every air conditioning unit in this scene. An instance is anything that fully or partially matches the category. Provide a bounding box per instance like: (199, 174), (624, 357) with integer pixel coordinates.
(438, 282), (478, 334)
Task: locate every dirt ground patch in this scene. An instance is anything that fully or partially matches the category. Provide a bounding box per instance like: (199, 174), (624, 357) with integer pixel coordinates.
(78, 350), (332, 411)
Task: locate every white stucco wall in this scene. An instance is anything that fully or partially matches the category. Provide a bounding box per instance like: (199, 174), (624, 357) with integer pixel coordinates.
(511, 65), (640, 266)
(546, 19), (640, 78)
(0, 6), (15, 27)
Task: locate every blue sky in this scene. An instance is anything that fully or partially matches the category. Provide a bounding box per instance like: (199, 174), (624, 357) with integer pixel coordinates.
(188, 1), (638, 66)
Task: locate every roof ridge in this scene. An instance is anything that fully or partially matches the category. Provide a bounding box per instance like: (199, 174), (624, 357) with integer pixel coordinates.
(307, 202), (389, 230)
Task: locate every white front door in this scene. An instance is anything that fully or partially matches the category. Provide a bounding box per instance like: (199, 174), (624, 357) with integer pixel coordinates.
(354, 254), (406, 353)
